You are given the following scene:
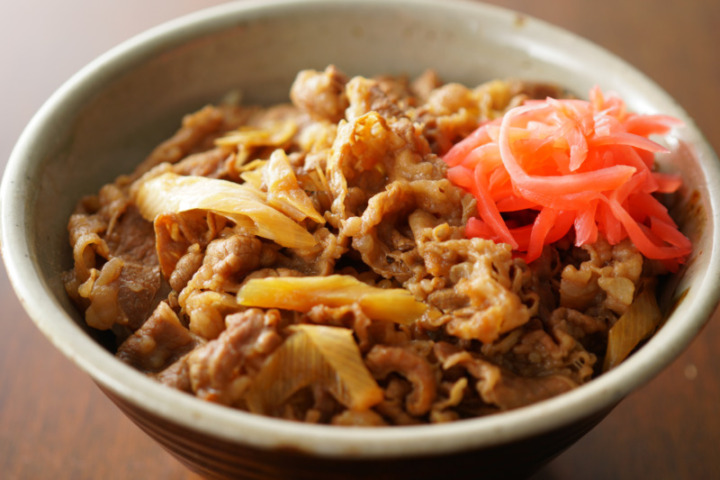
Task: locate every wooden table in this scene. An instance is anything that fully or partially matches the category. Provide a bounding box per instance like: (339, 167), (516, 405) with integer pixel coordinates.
(1, 1), (718, 478)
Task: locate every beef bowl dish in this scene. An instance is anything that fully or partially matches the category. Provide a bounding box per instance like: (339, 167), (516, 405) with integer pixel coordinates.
(2, 1), (719, 479)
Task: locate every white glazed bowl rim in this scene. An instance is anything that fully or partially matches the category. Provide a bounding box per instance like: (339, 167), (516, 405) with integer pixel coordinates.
(2, 0), (719, 459)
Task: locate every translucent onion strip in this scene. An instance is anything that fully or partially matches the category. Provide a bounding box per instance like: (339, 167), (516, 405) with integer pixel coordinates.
(263, 149), (325, 224)
(236, 274), (427, 324)
(245, 324), (384, 414)
(134, 172), (316, 249)
(603, 280), (662, 371)
(215, 119), (297, 149)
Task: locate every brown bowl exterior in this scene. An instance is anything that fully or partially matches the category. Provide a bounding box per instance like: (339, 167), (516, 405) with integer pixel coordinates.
(101, 385), (614, 480)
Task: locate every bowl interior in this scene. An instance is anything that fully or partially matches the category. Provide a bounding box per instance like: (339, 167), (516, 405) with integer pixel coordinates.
(3, 0), (720, 459)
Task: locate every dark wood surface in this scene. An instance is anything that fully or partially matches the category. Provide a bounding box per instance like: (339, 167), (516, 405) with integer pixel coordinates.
(1, 1), (718, 479)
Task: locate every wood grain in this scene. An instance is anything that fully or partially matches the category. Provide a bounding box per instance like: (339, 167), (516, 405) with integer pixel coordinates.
(1, 1), (718, 478)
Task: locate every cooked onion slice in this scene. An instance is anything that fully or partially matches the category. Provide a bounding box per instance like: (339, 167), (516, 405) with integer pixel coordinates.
(134, 172), (316, 249)
(603, 280), (662, 371)
(263, 149), (325, 224)
(245, 324), (384, 414)
(236, 274), (427, 324)
(215, 119), (297, 149)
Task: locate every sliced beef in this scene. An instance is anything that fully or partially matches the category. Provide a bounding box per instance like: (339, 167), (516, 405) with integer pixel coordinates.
(366, 344), (437, 417)
(64, 66), (639, 426)
(117, 301), (198, 372)
(290, 65), (349, 123)
(186, 309), (282, 406)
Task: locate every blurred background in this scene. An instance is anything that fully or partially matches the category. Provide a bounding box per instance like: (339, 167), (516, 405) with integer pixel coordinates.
(1, 1), (718, 479)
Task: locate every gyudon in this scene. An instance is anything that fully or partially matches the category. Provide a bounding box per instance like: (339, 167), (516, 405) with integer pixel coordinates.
(64, 66), (689, 425)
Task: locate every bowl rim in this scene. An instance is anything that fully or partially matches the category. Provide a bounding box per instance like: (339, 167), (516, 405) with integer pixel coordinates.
(3, 0), (720, 459)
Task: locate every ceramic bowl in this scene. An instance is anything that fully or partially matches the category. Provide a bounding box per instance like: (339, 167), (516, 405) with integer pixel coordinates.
(2, 1), (719, 479)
